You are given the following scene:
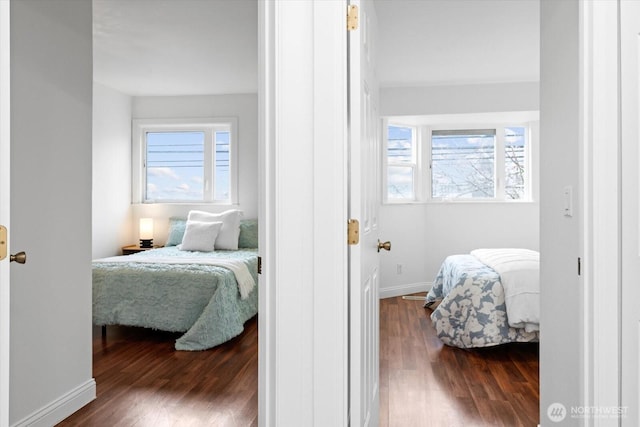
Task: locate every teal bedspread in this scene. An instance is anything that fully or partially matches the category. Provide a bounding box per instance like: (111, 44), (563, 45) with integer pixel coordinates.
(92, 247), (258, 351)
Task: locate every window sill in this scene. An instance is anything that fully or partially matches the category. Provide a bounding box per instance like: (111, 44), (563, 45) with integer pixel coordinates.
(131, 202), (240, 210)
(133, 202), (239, 207)
(383, 199), (538, 206)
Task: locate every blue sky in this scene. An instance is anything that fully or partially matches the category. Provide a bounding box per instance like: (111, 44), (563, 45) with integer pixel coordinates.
(145, 131), (230, 201)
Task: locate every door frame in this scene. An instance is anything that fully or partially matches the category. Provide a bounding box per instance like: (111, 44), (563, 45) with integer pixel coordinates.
(0, 1), (10, 425)
(258, 1), (349, 425)
(617, 0), (639, 423)
(580, 0), (621, 421)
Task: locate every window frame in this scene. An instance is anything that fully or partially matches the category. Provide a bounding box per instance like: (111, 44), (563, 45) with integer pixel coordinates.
(427, 123), (531, 202)
(382, 116), (535, 204)
(132, 117), (238, 204)
(428, 127), (498, 201)
(382, 119), (422, 202)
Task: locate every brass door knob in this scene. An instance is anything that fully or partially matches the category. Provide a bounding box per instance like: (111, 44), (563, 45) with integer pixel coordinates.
(377, 240), (391, 252)
(10, 251), (26, 264)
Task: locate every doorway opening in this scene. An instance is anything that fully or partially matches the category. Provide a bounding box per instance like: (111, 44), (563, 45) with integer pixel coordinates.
(82, 1), (260, 424)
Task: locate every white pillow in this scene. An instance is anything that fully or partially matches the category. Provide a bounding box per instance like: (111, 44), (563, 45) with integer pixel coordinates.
(178, 221), (223, 252)
(187, 209), (243, 250)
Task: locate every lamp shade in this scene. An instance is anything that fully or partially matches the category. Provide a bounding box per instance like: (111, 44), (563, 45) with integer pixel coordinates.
(139, 218), (154, 240)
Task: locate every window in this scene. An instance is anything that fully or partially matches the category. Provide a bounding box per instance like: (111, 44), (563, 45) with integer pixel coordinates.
(431, 129), (496, 199)
(383, 116), (534, 203)
(133, 118), (237, 204)
(386, 124), (417, 200)
(504, 126), (527, 199)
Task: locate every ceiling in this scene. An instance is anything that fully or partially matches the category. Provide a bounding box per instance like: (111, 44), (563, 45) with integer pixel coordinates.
(374, 0), (539, 87)
(92, 0), (258, 96)
(93, 0), (539, 96)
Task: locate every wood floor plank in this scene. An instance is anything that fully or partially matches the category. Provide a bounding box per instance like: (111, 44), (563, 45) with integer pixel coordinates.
(380, 295), (539, 427)
(59, 295), (537, 426)
(57, 319), (259, 426)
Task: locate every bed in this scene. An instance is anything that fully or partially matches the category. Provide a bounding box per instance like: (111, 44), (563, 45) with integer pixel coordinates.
(93, 212), (259, 351)
(424, 248), (540, 348)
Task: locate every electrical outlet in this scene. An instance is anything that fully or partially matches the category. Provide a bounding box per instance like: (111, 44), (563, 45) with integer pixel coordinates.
(396, 264), (402, 274)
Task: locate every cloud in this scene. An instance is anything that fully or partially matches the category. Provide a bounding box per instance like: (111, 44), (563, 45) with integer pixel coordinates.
(389, 175), (413, 184)
(467, 137), (492, 145)
(191, 176), (204, 184)
(148, 167), (179, 180)
(176, 183), (190, 192)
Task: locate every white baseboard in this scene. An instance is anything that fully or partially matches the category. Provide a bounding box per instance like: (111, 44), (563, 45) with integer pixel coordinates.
(379, 282), (432, 299)
(12, 378), (96, 427)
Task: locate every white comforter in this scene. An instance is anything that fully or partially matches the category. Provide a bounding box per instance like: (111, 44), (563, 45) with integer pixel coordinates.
(470, 248), (540, 332)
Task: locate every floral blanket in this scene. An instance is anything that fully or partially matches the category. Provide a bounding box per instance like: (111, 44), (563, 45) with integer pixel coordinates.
(424, 254), (539, 348)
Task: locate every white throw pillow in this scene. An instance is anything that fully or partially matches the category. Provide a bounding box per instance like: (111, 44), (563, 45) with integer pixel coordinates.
(178, 221), (223, 252)
(187, 209), (243, 250)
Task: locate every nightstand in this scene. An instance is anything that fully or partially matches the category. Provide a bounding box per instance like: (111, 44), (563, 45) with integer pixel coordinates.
(121, 244), (159, 255)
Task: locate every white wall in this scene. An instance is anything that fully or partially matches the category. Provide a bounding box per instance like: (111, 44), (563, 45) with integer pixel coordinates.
(10, 0), (94, 424)
(380, 202), (540, 296)
(379, 82), (540, 297)
(380, 81), (540, 116)
(92, 83), (132, 258)
(130, 94), (258, 245)
(540, 0), (582, 424)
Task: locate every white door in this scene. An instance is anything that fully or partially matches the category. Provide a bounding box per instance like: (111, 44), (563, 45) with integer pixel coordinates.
(621, 0), (640, 424)
(0, 2), (93, 425)
(349, 0), (381, 425)
(0, 2), (10, 426)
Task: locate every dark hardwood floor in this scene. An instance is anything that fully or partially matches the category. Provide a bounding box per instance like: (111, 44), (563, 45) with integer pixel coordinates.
(58, 296), (538, 426)
(380, 295), (540, 427)
(57, 319), (258, 427)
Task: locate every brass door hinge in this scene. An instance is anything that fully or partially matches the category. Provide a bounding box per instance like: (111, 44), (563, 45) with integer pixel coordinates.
(0, 225), (6, 261)
(347, 219), (360, 245)
(347, 5), (359, 31)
